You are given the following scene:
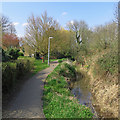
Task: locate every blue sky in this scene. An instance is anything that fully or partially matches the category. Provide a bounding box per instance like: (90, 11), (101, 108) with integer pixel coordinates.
(2, 2), (117, 37)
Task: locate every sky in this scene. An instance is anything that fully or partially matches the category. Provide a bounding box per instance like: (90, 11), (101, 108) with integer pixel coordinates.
(2, 2), (117, 37)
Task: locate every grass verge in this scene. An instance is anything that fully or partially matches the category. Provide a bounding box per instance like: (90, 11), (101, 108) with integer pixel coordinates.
(32, 57), (67, 75)
(43, 63), (93, 118)
(33, 59), (49, 75)
(18, 56), (60, 75)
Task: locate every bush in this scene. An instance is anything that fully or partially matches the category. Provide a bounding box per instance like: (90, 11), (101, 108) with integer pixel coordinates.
(59, 68), (66, 76)
(2, 59), (34, 93)
(8, 48), (20, 60)
(2, 62), (16, 93)
(2, 48), (21, 62)
(96, 50), (118, 75)
(16, 59), (33, 77)
(16, 62), (25, 78)
(2, 49), (11, 62)
(59, 63), (76, 79)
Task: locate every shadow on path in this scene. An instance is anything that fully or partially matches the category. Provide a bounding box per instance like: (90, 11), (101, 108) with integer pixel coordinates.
(2, 61), (58, 119)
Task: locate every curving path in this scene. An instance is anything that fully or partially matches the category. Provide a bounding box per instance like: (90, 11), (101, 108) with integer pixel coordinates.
(3, 61), (58, 119)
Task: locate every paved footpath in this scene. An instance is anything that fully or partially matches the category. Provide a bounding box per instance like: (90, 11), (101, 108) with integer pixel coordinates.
(3, 61), (58, 119)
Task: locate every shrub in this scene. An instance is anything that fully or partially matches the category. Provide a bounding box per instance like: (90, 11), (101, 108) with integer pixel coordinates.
(59, 68), (66, 76)
(2, 48), (21, 62)
(16, 59), (33, 76)
(2, 49), (11, 62)
(2, 62), (16, 93)
(96, 50), (118, 75)
(2, 59), (34, 93)
(8, 48), (20, 60)
(2, 48), (25, 62)
(59, 63), (76, 79)
(16, 62), (25, 78)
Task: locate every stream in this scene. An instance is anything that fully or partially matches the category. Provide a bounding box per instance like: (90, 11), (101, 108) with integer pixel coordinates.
(71, 72), (98, 119)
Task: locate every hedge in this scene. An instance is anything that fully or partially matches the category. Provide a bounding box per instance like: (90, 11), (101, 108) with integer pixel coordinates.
(2, 59), (34, 93)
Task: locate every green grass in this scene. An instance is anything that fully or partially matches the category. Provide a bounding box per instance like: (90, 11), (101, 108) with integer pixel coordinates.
(50, 59), (58, 62)
(50, 58), (67, 62)
(18, 56), (67, 75)
(33, 59), (49, 74)
(33, 58), (65, 74)
(18, 56), (56, 74)
(18, 56), (68, 75)
(43, 63), (93, 118)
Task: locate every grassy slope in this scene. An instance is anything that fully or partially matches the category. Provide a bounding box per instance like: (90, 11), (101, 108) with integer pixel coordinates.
(43, 63), (93, 118)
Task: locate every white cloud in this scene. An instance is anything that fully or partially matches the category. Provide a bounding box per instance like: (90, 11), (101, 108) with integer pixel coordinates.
(12, 22), (19, 26)
(62, 12), (67, 16)
(22, 23), (28, 26)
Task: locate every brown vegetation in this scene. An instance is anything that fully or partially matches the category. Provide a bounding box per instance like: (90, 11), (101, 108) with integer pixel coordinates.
(75, 50), (118, 118)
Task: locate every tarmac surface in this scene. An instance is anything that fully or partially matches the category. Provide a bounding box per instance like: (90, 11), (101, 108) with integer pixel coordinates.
(2, 61), (58, 119)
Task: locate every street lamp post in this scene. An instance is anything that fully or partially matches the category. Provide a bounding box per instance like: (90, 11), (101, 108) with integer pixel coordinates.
(48, 37), (53, 66)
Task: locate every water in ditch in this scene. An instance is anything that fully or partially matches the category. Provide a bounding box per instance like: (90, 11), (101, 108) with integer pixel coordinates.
(71, 72), (98, 119)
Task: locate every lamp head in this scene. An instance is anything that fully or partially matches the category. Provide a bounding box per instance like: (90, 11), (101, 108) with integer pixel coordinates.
(49, 37), (53, 39)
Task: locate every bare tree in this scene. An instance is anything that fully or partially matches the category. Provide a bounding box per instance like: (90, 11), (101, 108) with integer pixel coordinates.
(67, 20), (89, 44)
(67, 20), (80, 44)
(25, 11), (60, 61)
(0, 15), (16, 34)
(8, 24), (16, 34)
(1, 15), (10, 33)
(91, 22), (117, 51)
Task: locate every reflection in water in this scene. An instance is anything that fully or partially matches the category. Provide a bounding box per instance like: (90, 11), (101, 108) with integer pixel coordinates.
(72, 87), (91, 105)
(71, 72), (98, 118)
(72, 72), (91, 105)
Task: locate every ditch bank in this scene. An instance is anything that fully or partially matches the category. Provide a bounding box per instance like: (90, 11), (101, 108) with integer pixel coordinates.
(43, 61), (94, 118)
(70, 71), (98, 119)
(74, 57), (118, 119)
(65, 60), (98, 118)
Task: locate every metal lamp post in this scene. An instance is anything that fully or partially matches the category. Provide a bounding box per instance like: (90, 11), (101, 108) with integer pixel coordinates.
(48, 37), (53, 66)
